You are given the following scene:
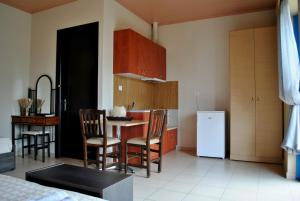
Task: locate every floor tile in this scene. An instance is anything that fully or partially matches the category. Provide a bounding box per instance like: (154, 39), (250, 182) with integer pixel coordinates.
(148, 189), (186, 201)
(134, 183), (159, 198)
(183, 194), (219, 201)
(163, 181), (197, 193)
(173, 173), (203, 184)
(221, 188), (257, 201)
(190, 184), (225, 199)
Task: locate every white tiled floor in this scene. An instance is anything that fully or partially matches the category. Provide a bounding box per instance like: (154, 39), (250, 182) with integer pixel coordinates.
(3, 150), (300, 201)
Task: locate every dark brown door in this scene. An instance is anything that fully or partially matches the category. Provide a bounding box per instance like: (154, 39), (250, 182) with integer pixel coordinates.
(56, 22), (98, 159)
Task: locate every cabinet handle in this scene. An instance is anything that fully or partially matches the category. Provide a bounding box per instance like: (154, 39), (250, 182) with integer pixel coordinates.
(256, 97), (260, 101)
(251, 97), (254, 102)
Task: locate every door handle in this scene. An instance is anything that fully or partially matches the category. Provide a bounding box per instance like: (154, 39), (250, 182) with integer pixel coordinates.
(63, 99), (67, 111)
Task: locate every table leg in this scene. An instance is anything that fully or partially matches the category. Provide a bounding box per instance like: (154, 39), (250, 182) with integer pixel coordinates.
(116, 125), (134, 173)
(116, 125), (121, 139)
(28, 136), (31, 154)
(42, 126), (45, 162)
(11, 123), (15, 153)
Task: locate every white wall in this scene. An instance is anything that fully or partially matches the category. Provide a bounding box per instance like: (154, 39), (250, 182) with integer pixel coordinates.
(158, 10), (276, 148)
(30, 0), (104, 107)
(30, 0), (151, 110)
(0, 3), (31, 137)
(101, 0), (151, 109)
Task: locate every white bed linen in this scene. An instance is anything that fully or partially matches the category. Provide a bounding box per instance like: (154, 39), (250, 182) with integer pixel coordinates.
(0, 174), (105, 201)
(0, 138), (12, 154)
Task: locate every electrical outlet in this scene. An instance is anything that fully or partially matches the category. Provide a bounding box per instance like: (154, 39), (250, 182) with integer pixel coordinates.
(118, 85), (123, 92)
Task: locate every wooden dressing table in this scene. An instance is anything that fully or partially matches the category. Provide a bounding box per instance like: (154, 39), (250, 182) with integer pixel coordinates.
(11, 115), (59, 162)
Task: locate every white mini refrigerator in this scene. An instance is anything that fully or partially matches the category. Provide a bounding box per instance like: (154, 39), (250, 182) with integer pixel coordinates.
(197, 111), (225, 158)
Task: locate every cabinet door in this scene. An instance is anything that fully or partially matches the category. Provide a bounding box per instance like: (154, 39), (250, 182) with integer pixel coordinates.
(162, 130), (170, 153)
(230, 29), (256, 158)
(157, 46), (166, 80)
(254, 27), (282, 160)
(114, 29), (139, 74)
(168, 128), (177, 151)
(137, 32), (148, 76)
(162, 128), (177, 154)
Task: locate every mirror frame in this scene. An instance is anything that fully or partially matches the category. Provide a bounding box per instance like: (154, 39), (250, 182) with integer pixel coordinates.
(35, 74), (53, 114)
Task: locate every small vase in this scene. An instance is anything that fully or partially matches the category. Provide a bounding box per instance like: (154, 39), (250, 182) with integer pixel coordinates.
(20, 107), (26, 116)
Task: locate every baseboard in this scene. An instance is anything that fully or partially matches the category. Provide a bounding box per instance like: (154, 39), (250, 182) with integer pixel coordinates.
(177, 146), (196, 152)
(230, 154), (283, 164)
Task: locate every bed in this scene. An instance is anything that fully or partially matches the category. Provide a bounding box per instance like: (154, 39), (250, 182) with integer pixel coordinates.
(0, 137), (15, 173)
(0, 174), (105, 201)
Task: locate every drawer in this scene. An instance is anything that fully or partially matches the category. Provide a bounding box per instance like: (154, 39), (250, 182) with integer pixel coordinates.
(12, 117), (45, 125)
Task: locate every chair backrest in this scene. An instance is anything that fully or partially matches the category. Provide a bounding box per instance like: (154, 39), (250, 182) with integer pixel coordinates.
(146, 110), (167, 143)
(79, 109), (107, 144)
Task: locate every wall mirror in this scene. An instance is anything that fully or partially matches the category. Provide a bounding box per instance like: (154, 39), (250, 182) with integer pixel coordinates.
(35, 75), (53, 114)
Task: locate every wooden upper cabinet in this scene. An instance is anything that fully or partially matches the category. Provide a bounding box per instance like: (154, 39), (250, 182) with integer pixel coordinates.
(113, 29), (139, 75)
(114, 29), (166, 80)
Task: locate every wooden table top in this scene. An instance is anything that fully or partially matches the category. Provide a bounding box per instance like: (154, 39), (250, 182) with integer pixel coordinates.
(11, 115), (59, 126)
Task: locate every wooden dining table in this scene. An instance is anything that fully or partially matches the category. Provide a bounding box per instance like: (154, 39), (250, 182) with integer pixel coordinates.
(107, 120), (148, 138)
(106, 120), (148, 172)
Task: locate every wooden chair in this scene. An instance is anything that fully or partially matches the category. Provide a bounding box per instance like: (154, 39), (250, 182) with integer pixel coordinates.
(79, 109), (122, 170)
(125, 110), (167, 178)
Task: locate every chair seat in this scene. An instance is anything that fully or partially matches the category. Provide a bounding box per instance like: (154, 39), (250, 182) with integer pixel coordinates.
(21, 130), (50, 135)
(127, 137), (160, 146)
(87, 137), (120, 146)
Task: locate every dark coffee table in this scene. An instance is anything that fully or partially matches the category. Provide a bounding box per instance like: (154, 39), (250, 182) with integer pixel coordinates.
(25, 164), (133, 201)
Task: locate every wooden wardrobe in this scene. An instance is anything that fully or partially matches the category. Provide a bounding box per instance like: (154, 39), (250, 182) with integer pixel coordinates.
(230, 26), (283, 163)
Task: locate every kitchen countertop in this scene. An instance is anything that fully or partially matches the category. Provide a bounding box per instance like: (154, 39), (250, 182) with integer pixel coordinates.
(128, 109), (178, 112)
(107, 120), (148, 127)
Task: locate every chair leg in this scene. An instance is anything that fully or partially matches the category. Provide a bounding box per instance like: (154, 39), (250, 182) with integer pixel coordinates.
(140, 145), (143, 166)
(125, 143), (128, 174)
(34, 136), (37, 160)
(158, 143), (162, 173)
(146, 146), (151, 178)
(96, 147), (100, 170)
(47, 134), (50, 157)
(21, 135), (24, 158)
(102, 147), (106, 171)
(83, 145), (88, 168)
(118, 143), (122, 171)
(27, 135), (31, 155)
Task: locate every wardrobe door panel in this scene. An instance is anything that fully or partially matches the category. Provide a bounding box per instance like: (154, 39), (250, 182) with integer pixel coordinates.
(254, 27), (283, 160)
(230, 29), (256, 158)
